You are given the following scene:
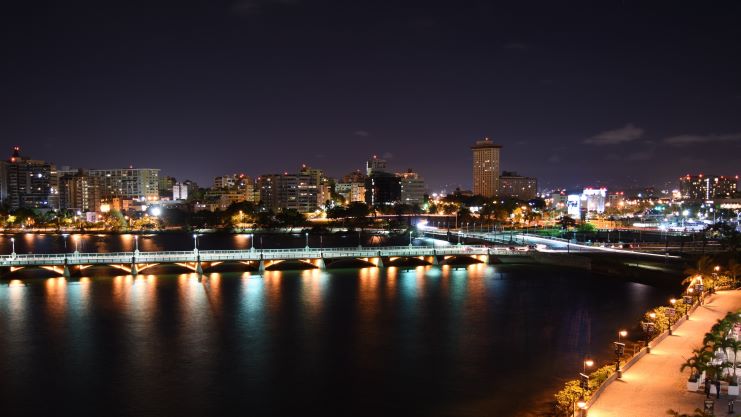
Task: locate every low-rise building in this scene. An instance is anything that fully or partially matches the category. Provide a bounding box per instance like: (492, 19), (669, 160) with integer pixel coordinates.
(498, 171), (537, 200)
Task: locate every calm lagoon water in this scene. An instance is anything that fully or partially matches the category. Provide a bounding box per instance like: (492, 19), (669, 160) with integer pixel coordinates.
(0, 242), (676, 417)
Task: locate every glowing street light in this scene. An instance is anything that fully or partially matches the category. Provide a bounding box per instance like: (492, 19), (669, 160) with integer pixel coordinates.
(305, 232), (309, 250)
(10, 237), (16, 258)
(576, 396), (587, 411)
(618, 330), (627, 341)
(409, 230), (413, 247)
(583, 357), (594, 373)
(134, 234), (139, 255)
(193, 233), (199, 254)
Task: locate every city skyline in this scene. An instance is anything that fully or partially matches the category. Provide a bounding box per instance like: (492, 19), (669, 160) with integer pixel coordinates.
(2, 1), (740, 191)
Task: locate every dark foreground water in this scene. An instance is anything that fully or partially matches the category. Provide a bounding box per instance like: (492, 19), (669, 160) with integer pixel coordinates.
(0, 262), (676, 417)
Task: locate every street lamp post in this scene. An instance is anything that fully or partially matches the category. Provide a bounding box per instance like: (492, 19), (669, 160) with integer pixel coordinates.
(10, 237), (16, 259)
(358, 230), (362, 249)
(683, 293), (693, 319)
(250, 233), (255, 251)
(643, 313), (656, 353)
(668, 298), (677, 335)
(193, 233), (198, 254)
(409, 230), (413, 247)
(134, 234), (139, 255)
(305, 232), (309, 249)
(615, 330), (627, 377)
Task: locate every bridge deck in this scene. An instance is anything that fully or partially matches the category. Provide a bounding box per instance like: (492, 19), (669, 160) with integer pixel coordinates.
(0, 245), (524, 267)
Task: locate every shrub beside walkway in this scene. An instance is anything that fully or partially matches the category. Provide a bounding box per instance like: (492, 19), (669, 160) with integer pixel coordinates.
(588, 290), (741, 417)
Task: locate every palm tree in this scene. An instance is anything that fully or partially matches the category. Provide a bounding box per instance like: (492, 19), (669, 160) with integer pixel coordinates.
(703, 331), (725, 348)
(726, 339), (741, 383)
(683, 256), (716, 287)
(726, 259), (741, 288)
(681, 347), (712, 381)
(680, 356), (702, 381)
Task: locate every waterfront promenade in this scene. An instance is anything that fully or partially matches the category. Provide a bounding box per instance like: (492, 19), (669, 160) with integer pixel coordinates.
(588, 290), (741, 417)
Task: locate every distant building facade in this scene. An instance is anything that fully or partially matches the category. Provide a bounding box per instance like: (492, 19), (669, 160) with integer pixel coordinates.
(582, 188), (607, 213)
(59, 169), (102, 212)
(81, 168), (160, 202)
(365, 171), (401, 206)
(172, 182), (188, 200)
(258, 166), (326, 212)
(398, 170), (426, 206)
(680, 174), (738, 200)
(158, 175), (176, 200)
(366, 156), (387, 176)
(335, 182), (366, 203)
(4, 147), (55, 210)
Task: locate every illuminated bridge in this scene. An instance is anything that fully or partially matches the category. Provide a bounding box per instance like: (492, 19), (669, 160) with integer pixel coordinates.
(0, 245), (524, 278)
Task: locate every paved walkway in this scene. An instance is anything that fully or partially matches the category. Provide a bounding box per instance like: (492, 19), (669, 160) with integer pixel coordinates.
(589, 291), (741, 417)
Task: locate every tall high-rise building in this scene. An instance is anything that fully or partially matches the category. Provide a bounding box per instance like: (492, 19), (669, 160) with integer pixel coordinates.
(471, 138), (501, 197)
(4, 147), (55, 210)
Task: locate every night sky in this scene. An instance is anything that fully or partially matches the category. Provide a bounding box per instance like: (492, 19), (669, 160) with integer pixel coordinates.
(2, 1), (740, 192)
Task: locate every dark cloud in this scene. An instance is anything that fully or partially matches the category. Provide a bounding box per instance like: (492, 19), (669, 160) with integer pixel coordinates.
(584, 124), (644, 146)
(663, 132), (741, 146)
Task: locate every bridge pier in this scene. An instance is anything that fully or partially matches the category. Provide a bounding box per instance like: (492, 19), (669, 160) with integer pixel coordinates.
(196, 256), (203, 275)
(317, 257), (326, 271)
(258, 255), (266, 274)
(431, 254), (439, 266)
(63, 257), (71, 278)
(376, 252), (384, 268)
(131, 256), (138, 276)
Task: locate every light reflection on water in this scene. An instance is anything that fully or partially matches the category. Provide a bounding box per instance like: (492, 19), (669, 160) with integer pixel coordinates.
(0, 265), (675, 417)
